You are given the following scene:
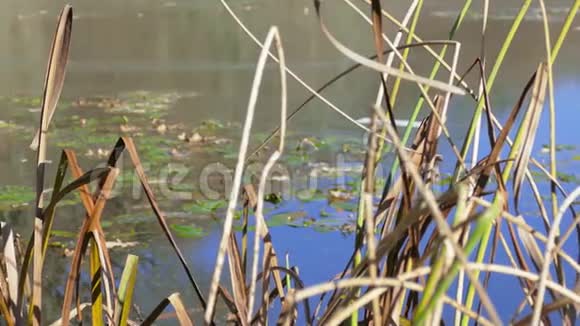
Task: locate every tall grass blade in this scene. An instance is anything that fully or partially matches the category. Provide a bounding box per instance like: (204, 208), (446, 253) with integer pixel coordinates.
(31, 6), (73, 325)
(513, 63), (548, 210)
(204, 26), (286, 323)
(226, 232), (249, 324)
(455, 0), (532, 178)
(106, 137), (207, 311)
(114, 255), (139, 326)
(89, 241), (104, 326)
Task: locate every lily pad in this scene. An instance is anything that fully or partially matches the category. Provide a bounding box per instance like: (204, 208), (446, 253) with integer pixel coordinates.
(183, 199), (226, 215)
(296, 189), (327, 202)
(199, 119), (224, 130)
(264, 193), (283, 205)
(557, 172), (579, 184)
(268, 211), (306, 227)
(331, 201), (357, 212)
(50, 230), (78, 238)
(541, 144), (576, 153)
(170, 224), (206, 238)
(0, 185), (35, 210)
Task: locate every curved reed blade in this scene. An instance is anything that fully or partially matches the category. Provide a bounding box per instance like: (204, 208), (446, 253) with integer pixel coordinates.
(17, 154), (111, 313)
(246, 26), (288, 325)
(30, 5), (73, 152)
(312, 1), (465, 95)
(104, 137), (207, 312)
(226, 231), (249, 324)
(1, 224), (18, 324)
(141, 293), (193, 326)
(513, 63), (548, 211)
(60, 168), (119, 326)
(48, 303), (91, 326)
(203, 26), (286, 324)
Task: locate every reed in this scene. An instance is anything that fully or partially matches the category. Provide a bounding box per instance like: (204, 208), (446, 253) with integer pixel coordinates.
(1, 1), (579, 325)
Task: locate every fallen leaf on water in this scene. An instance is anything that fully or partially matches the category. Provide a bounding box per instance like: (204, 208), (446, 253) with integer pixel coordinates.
(328, 188), (353, 201)
(105, 239), (139, 249)
(120, 124), (138, 133)
(189, 132), (203, 143)
(156, 123), (167, 134)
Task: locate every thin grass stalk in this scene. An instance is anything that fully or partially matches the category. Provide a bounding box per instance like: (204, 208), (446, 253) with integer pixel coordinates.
(469, 0), (489, 173)
(460, 63), (548, 326)
(455, 0), (532, 180)
(351, 1), (420, 323)
(384, 0), (473, 185)
(373, 106), (501, 325)
(455, 3), (487, 316)
(350, 0), (418, 287)
(283, 273), (495, 326)
(554, 213), (580, 261)
(361, 0), (476, 95)
(288, 260), (580, 324)
(339, 0), (468, 178)
(532, 186), (580, 324)
(241, 187), (252, 275)
(467, 263), (580, 302)
(420, 184), (468, 325)
(315, 1), (464, 96)
(538, 0), (559, 234)
(414, 192), (504, 324)
(551, 0), (580, 60)
(219, 0), (390, 141)
(485, 108), (577, 219)
(498, 233), (537, 309)
(362, 113), (381, 325)
(247, 26), (287, 324)
(389, 0), (423, 107)
(456, 0), (579, 182)
(471, 197), (580, 273)
(203, 24), (285, 323)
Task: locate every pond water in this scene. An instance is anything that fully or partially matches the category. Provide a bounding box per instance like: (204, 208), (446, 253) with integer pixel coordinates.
(0, 0), (579, 323)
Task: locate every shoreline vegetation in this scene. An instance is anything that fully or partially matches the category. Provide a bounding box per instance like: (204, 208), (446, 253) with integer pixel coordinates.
(1, 1), (579, 325)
